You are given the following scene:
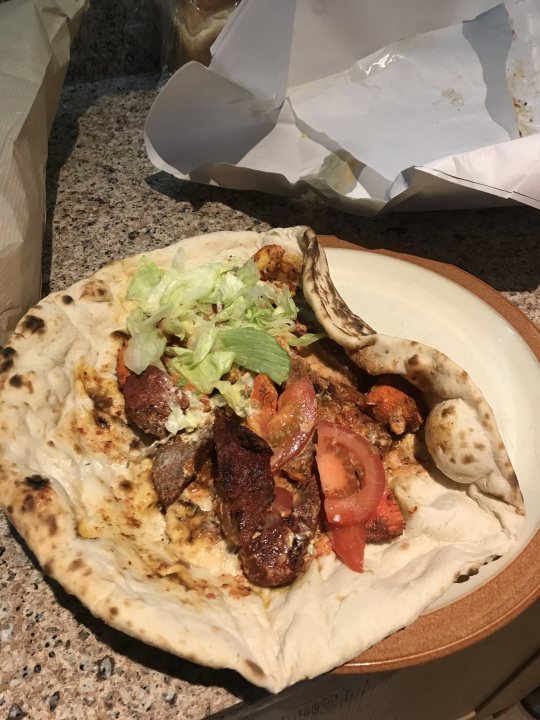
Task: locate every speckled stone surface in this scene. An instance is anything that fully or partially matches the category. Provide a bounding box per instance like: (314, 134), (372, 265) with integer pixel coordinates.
(66, 1), (161, 84)
(1, 72), (539, 719)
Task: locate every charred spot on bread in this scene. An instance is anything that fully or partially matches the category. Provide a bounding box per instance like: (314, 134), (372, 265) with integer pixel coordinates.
(455, 567), (480, 583)
(21, 495), (35, 512)
(81, 279), (111, 302)
(111, 329), (130, 341)
(93, 412), (110, 429)
(22, 315), (46, 334)
(0, 358), (14, 373)
(244, 659), (265, 679)
(45, 515), (58, 536)
(9, 374), (33, 392)
(0, 348), (16, 372)
(407, 369), (432, 391)
(89, 392), (113, 412)
(68, 558), (85, 572)
(24, 475), (50, 490)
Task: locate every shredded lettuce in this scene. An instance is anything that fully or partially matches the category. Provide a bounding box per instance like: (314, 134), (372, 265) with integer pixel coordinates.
(236, 257), (260, 286)
(165, 392), (208, 434)
(126, 256), (164, 302)
(215, 373), (254, 417)
(124, 307), (167, 375)
(190, 323), (218, 365)
(168, 348), (235, 395)
(286, 332), (327, 347)
(123, 251), (307, 400)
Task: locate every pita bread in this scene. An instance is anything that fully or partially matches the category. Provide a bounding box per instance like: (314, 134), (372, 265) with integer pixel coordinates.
(0, 226), (524, 692)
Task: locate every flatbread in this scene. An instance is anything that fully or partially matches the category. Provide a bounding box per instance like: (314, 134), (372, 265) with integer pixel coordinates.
(0, 226), (525, 692)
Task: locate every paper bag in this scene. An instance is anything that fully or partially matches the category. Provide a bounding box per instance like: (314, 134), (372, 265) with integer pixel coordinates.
(0, 0), (88, 343)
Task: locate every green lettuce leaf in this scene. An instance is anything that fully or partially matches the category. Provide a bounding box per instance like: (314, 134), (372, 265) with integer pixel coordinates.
(126, 256), (164, 302)
(287, 332), (327, 347)
(169, 349), (235, 394)
(216, 327), (290, 384)
(124, 307), (168, 374)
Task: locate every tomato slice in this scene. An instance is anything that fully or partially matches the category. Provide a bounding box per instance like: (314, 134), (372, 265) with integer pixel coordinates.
(247, 376), (317, 471)
(328, 524), (366, 573)
(316, 420), (386, 527)
(267, 377), (317, 472)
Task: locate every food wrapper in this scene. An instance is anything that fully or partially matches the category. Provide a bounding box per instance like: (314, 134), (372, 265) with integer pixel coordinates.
(0, 0), (88, 343)
(155, 0), (240, 70)
(145, 0), (540, 215)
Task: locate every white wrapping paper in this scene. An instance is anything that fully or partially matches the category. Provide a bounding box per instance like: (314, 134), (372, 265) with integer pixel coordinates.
(145, 0), (540, 215)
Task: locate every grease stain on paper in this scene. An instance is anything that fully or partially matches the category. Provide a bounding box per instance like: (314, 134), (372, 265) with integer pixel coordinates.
(442, 88), (464, 109)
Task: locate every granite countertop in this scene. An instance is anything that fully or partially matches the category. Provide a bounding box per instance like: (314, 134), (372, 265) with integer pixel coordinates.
(1, 65), (539, 720)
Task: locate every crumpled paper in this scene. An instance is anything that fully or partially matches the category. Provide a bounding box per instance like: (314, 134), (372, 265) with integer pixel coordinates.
(0, 0), (88, 343)
(145, 0), (540, 215)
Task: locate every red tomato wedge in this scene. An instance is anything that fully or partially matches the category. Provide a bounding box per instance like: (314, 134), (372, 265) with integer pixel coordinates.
(316, 421), (387, 573)
(268, 377), (317, 471)
(247, 375), (317, 472)
(328, 524), (366, 573)
(316, 420), (386, 527)
(267, 377), (317, 472)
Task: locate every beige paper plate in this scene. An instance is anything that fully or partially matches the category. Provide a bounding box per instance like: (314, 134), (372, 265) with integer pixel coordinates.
(318, 235), (540, 673)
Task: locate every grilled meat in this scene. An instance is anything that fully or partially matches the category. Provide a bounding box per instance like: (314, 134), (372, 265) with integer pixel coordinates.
(289, 339), (371, 392)
(122, 365), (186, 437)
(213, 415), (274, 546)
(292, 473), (321, 531)
(288, 342), (392, 455)
(152, 426), (214, 508)
(282, 438), (314, 482)
(362, 377), (424, 436)
(365, 485), (405, 543)
(253, 243), (302, 292)
(240, 518), (308, 587)
(213, 414), (315, 587)
(318, 381), (393, 454)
